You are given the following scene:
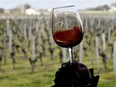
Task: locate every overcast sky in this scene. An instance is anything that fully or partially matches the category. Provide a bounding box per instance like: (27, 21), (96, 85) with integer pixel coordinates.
(0, 0), (115, 9)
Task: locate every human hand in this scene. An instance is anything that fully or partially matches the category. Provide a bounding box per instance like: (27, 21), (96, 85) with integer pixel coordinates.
(52, 60), (99, 87)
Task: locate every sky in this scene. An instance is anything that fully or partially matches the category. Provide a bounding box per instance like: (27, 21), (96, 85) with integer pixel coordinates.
(0, 0), (115, 10)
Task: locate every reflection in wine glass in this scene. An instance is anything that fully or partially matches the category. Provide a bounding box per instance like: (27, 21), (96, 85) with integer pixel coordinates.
(52, 5), (84, 63)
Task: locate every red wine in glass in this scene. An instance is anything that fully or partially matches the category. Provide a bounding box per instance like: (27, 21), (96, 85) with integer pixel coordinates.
(53, 26), (83, 48)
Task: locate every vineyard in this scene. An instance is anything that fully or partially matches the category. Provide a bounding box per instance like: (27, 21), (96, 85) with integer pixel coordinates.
(0, 12), (116, 87)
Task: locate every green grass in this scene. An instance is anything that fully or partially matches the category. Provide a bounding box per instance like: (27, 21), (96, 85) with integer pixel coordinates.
(99, 71), (116, 87)
(0, 57), (60, 87)
(0, 55), (116, 87)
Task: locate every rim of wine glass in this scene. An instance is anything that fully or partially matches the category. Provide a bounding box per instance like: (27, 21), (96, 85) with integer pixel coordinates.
(52, 5), (84, 33)
(52, 5), (75, 10)
(52, 5), (75, 30)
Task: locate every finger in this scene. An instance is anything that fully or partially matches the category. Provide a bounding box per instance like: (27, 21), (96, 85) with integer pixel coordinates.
(91, 75), (100, 87)
(94, 75), (100, 87)
(89, 68), (94, 77)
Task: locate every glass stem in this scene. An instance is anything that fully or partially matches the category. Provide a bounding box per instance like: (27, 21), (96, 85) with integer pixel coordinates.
(68, 47), (73, 63)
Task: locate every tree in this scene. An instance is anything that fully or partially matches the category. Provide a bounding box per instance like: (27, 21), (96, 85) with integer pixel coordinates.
(111, 2), (116, 7)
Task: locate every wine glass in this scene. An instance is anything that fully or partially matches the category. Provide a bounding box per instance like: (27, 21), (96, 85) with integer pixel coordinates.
(52, 5), (84, 63)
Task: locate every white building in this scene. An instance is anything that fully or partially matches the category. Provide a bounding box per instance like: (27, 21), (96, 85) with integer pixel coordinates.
(25, 8), (41, 15)
(25, 8), (51, 15)
(109, 6), (116, 12)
